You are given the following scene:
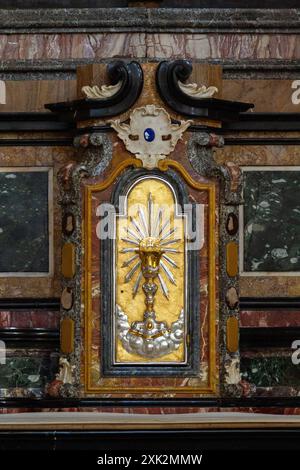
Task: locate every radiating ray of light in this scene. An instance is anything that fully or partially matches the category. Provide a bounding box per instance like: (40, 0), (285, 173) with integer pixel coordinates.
(163, 247), (179, 253)
(124, 226), (142, 241)
(158, 273), (169, 299)
(162, 254), (178, 269)
(120, 191), (181, 298)
(121, 254), (139, 268)
(138, 207), (148, 237)
(121, 247), (137, 253)
(121, 237), (139, 246)
(160, 238), (181, 246)
(133, 271), (143, 298)
(158, 218), (171, 237)
(160, 226), (178, 242)
(160, 260), (177, 285)
(152, 208), (163, 238)
(130, 216), (146, 239)
(148, 192), (153, 236)
(125, 260), (141, 283)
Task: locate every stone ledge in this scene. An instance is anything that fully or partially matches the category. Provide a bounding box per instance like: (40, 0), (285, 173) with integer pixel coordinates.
(1, 411), (300, 430)
(0, 8), (300, 33)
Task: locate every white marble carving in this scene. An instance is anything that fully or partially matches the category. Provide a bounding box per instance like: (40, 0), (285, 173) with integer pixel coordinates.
(109, 104), (192, 169)
(82, 81), (122, 99)
(57, 357), (75, 385)
(178, 81), (218, 98)
(225, 358), (241, 385)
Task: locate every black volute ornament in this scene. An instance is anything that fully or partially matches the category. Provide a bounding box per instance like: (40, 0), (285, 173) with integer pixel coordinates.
(156, 59), (254, 121)
(45, 60), (144, 121)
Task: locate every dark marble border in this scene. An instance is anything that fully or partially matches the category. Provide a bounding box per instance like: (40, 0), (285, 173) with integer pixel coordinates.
(3, 396), (300, 408)
(0, 298), (60, 310)
(0, 328), (59, 345)
(1, 59), (300, 81)
(0, 113), (74, 132)
(0, 8), (299, 33)
(0, 139), (73, 146)
(2, 428), (300, 451)
(240, 297), (300, 309)
(0, 0), (299, 8)
(240, 327), (300, 350)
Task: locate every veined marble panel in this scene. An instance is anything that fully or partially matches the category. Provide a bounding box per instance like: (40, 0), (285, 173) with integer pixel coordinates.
(241, 355), (300, 388)
(0, 310), (59, 328)
(223, 80), (300, 113)
(0, 168), (52, 275)
(0, 33), (146, 60)
(146, 34), (300, 60)
(240, 310), (300, 328)
(0, 33), (298, 61)
(241, 168), (300, 274)
(0, 349), (58, 397)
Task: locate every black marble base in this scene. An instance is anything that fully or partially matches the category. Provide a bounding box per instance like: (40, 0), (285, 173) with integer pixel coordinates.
(1, 429), (300, 452)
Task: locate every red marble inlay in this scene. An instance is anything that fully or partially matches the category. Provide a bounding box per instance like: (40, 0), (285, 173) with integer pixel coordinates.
(0, 310), (60, 329)
(240, 310), (300, 328)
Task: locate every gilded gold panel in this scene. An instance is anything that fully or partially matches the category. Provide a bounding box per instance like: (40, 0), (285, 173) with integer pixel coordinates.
(115, 177), (186, 364)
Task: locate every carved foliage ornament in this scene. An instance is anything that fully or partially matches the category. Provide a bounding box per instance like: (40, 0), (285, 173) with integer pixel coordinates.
(178, 81), (218, 98)
(82, 81), (122, 99)
(109, 105), (192, 169)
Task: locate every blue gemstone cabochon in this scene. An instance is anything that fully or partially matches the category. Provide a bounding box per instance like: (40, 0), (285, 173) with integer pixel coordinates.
(144, 128), (155, 142)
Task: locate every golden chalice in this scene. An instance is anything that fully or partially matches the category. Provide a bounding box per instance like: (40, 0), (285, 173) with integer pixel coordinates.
(129, 236), (167, 339)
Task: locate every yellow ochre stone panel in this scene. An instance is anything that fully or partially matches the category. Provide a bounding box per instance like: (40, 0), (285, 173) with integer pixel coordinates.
(226, 316), (239, 353)
(61, 317), (74, 354)
(62, 242), (75, 279)
(226, 241), (238, 278)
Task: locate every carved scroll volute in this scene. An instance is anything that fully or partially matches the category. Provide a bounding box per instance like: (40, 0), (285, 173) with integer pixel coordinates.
(81, 60), (130, 100)
(156, 59), (253, 120)
(187, 132), (244, 206)
(158, 59), (195, 107)
(46, 60), (144, 121)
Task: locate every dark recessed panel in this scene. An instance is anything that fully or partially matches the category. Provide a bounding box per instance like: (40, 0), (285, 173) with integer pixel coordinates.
(0, 1), (297, 8)
(0, 1), (127, 7)
(0, 169), (50, 274)
(243, 170), (300, 273)
(162, 0), (300, 7)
